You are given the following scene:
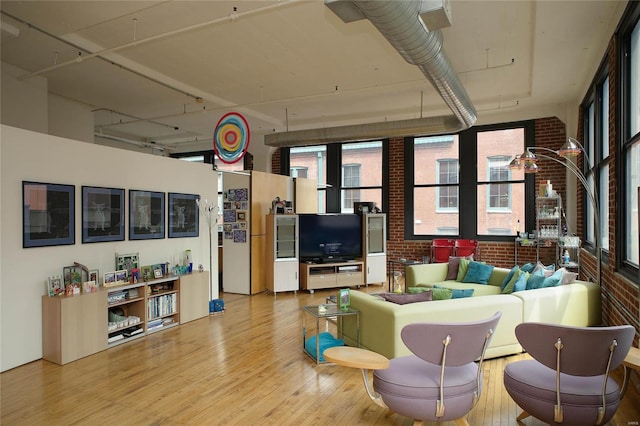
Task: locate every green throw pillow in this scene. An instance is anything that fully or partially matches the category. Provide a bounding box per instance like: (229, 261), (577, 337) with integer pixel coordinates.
(501, 266), (519, 291)
(502, 270), (529, 294)
(456, 258), (471, 282)
(434, 285), (474, 299)
(407, 286), (432, 294)
(431, 287), (453, 300)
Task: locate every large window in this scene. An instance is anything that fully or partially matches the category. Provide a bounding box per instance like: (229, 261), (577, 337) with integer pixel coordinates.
(620, 3), (640, 275)
(340, 142), (383, 213)
(407, 123), (530, 239)
(290, 146), (328, 212)
(288, 141), (386, 214)
(412, 136), (459, 235)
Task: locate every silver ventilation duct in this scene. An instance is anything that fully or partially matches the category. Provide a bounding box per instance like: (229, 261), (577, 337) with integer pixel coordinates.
(264, 0), (476, 148)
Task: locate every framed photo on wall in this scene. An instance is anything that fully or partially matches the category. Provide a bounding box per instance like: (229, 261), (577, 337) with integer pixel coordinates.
(129, 190), (165, 240)
(168, 192), (199, 238)
(82, 186), (125, 243)
(22, 181), (75, 248)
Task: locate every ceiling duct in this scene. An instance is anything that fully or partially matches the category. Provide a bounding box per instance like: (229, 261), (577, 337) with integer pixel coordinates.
(265, 0), (476, 148)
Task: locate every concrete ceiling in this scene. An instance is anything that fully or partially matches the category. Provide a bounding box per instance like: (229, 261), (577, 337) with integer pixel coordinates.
(0, 0), (627, 152)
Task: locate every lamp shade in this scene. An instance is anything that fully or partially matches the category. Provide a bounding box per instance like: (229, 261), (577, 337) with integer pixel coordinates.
(558, 137), (582, 157)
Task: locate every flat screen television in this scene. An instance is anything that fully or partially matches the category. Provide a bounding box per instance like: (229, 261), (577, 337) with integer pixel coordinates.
(298, 214), (362, 263)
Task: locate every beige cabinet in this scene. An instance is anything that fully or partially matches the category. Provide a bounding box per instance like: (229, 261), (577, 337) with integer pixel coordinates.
(42, 273), (210, 365)
(180, 272), (210, 323)
(42, 291), (107, 365)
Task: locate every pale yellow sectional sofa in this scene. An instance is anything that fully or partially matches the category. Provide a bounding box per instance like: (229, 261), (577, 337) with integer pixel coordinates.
(341, 262), (602, 359)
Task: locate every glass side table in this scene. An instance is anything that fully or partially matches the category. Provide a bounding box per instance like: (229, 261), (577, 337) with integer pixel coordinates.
(302, 304), (359, 365)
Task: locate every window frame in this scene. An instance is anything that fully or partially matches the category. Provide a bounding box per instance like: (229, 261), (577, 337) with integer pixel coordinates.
(435, 158), (459, 212)
(404, 120), (534, 241)
(617, 1), (640, 281)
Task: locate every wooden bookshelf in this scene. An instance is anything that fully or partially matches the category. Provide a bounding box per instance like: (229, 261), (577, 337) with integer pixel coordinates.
(42, 272), (209, 365)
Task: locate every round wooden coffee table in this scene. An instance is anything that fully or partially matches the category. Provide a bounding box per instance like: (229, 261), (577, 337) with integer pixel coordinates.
(324, 346), (389, 369)
(323, 346), (389, 409)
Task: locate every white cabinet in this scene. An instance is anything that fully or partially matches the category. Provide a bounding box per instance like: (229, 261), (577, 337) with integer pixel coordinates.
(266, 214), (299, 294)
(363, 213), (386, 285)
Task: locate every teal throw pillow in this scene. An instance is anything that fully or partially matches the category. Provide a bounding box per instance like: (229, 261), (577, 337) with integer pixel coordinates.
(520, 262), (536, 273)
(431, 287), (453, 300)
(501, 265), (520, 291)
(456, 258), (471, 282)
(513, 271), (530, 292)
(434, 285), (474, 299)
(526, 268), (546, 290)
(462, 261), (494, 284)
(542, 269), (563, 288)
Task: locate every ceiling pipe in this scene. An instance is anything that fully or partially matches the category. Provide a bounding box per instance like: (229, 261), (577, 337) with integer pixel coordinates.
(265, 0), (476, 148)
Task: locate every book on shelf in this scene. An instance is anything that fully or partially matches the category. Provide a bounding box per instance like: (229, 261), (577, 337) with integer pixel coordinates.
(123, 327), (143, 337)
(108, 334), (124, 343)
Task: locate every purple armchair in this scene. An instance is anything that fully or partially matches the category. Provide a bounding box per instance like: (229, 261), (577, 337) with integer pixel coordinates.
(504, 322), (635, 425)
(372, 312), (502, 425)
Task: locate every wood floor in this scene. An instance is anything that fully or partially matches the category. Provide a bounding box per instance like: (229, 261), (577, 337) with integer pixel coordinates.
(2, 286), (639, 425)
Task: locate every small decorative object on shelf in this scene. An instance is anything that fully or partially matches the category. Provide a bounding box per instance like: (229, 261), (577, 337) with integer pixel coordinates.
(83, 280), (98, 293)
(563, 250), (571, 264)
(47, 276), (64, 297)
(339, 288), (351, 310)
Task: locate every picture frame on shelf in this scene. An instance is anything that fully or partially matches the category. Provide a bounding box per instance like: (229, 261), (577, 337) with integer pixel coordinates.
(168, 192), (199, 238)
(140, 265), (153, 281)
(103, 272), (117, 287)
(47, 276), (64, 297)
(153, 268), (163, 279)
(129, 190), (165, 240)
(115, 253), (139, 276)
(81, 186), (125, 243)
(83, 280), (98, 293)
(88, 269), (99, 286)
(22, 181), (75, 248)
(115, 270), (128, 285)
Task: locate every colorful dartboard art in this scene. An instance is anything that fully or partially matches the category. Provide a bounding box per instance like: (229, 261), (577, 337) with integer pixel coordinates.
(213, 112), (251, 164)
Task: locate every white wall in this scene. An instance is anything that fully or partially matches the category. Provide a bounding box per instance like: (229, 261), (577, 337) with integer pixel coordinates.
(48, 94), (94, 143)
(1, 62), (48, 134)
(0, 125), (219, 372)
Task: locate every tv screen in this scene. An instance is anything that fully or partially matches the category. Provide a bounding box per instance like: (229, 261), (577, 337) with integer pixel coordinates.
(299, 214), (362, 262)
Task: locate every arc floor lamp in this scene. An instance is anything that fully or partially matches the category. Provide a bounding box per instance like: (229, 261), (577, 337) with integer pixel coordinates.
(509, 137), (601, 285)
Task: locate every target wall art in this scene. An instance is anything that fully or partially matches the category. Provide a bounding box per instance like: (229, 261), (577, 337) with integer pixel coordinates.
(213, 112), (250, 164)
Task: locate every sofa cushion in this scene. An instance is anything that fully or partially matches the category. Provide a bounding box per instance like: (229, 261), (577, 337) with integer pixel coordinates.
(431, 287), (453, 300)
(456, 258), (472, 282)
(526, 268), (547, 290)
(503, 270), (529, 294)
(532, 261), (556, 276)
(434, 285), (474, 299)
(558, 268), (578, 285)
(541, 269), (561, 288)
(501, 266), (520, 291)
(446, 255), (474, 280)
(463, 261), (494, 284)
(381, 291), (433, 305)
(520, 262), (536, 273)
(513, 271), (530, 292)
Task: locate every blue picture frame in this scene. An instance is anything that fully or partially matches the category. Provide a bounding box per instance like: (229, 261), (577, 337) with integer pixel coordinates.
(22, 181), (75, 248)
(129, 190), (165, 240)
(82, 186), (125, 243)
(168, 192), (199, 238)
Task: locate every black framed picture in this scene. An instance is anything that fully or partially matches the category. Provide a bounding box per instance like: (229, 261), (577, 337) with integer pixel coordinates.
(168, 192), (199, 238)
(129, 190), (165, 240)
(82, 186), (125, 243)
(22, 181), (75, 248)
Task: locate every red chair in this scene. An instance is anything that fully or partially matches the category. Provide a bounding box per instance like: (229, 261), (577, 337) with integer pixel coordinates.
(430, 239), (455, 263)
(455, 239), (479, 259)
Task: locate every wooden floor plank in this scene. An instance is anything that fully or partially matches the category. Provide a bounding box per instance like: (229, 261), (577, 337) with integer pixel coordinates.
(1, 286), (639, 425)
